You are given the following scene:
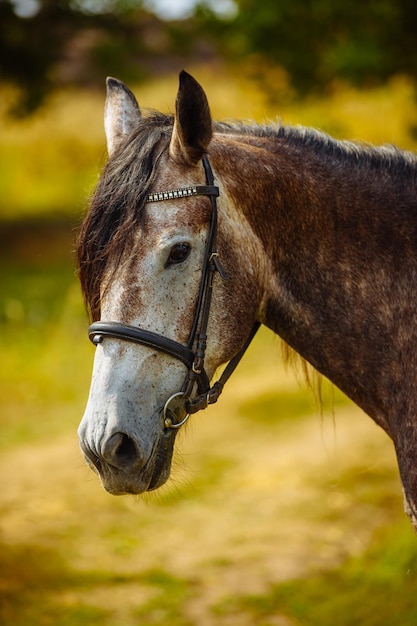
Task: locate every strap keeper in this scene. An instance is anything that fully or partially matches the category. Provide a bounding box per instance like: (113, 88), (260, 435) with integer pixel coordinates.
(207, 381), (223, 404)
(209, 253), (228, 280)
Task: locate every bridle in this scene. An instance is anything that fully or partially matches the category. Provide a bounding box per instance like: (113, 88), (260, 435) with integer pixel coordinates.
(88, 155), (260, 429)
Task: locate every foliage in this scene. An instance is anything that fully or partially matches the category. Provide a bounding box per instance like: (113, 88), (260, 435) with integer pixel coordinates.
(198, 0), (417, 95)
(0, 86), (106, 219)
(1, 0), (90, 114)
(2, 0), (417, 116)
(0, 0), (191, 115)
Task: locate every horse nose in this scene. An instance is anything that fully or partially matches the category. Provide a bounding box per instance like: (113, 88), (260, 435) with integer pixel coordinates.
(80, 432), (143, 471)
(100, 432), (142, 470)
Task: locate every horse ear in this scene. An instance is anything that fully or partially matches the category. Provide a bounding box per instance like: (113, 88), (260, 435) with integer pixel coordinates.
(169, 70), (212, 166)
(104, 77), (141, 157)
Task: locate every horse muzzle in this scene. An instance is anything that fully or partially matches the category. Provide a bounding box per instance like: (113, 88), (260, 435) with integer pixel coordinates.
(79, 421), (178, 495)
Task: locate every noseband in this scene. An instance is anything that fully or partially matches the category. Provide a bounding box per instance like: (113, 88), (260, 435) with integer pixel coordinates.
(88, 155), (259, 429)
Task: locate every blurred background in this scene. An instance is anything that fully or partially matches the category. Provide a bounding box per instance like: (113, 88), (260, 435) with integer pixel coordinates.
(2, 1), (417, 624)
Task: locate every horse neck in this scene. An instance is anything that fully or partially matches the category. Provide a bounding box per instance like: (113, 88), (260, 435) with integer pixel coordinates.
(213, 131), (417, 430)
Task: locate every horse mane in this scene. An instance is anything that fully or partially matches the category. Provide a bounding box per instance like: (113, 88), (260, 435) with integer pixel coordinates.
(77, 110), (417, 323)
(77, 112), (174, 320)
(215, 119), (417, 176)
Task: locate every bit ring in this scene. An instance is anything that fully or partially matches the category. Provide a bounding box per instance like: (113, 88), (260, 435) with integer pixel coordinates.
(163, 392), (190, 429)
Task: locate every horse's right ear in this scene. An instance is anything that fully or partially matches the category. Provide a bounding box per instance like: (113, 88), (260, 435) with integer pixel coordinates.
(169, 71), (212, 166)
(104, 77), (141, 157)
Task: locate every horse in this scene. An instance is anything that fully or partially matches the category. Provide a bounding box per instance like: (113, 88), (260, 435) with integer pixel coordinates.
(77, 71), (417, 531)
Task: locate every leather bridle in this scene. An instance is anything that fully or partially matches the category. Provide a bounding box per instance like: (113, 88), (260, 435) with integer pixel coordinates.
(88, 155), (260, 429)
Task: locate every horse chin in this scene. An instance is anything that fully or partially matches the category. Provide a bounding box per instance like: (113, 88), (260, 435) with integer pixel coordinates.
(147, 429), (177, 491)
(98, 464), (171, 495)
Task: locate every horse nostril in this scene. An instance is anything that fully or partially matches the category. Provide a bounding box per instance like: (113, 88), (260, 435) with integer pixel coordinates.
(80, 441), (102, 472)
(101, 432), (141, 469)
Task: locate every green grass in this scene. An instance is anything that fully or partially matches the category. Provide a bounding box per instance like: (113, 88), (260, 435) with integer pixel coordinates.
(3, 516), (416, 626)
(0, 88), (104, 220)
(0, 543), (111, 626)
(239, 383), (350, 424)
(0, 539), (194, 626)
(0, 232), (93, 449)
(213, 519), (417, 626)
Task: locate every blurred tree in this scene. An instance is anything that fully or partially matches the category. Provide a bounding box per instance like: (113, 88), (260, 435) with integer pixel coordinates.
(1, 0), (86, 114)
(0, 0), (196, 115)
(3, 0), (417, 116)
(198, 0), (417, 94)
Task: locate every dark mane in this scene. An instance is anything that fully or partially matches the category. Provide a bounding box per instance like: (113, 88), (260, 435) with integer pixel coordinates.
(77, 111), (417, 320)
(77, 112), (173, 320)
(214, 119), (417, 177)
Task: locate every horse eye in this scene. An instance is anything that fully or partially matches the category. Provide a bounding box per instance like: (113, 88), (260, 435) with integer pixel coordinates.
(167, 243), (191, 265)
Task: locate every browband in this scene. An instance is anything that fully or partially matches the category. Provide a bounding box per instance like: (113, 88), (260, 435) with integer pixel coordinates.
(147, 185), (219, 203)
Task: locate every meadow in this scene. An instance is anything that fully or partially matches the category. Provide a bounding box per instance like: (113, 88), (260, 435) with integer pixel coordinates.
(2, 67), (417, 625)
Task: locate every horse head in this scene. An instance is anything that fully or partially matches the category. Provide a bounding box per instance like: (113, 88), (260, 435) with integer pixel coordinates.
(77, 72), (262, 494)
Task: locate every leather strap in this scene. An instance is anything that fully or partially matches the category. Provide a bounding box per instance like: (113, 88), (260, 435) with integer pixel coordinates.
(89, 321), (194, 368)
(89, 321), (211, 394)
(186, 321), (260, 413)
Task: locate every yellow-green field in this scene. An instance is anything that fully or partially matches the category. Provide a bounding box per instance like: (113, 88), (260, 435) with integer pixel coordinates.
(1, 68), (417, 625)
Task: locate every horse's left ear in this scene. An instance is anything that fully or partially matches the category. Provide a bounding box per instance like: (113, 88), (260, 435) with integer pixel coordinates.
(169, 71), (213, 166)
(104, 77), (141, 157)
